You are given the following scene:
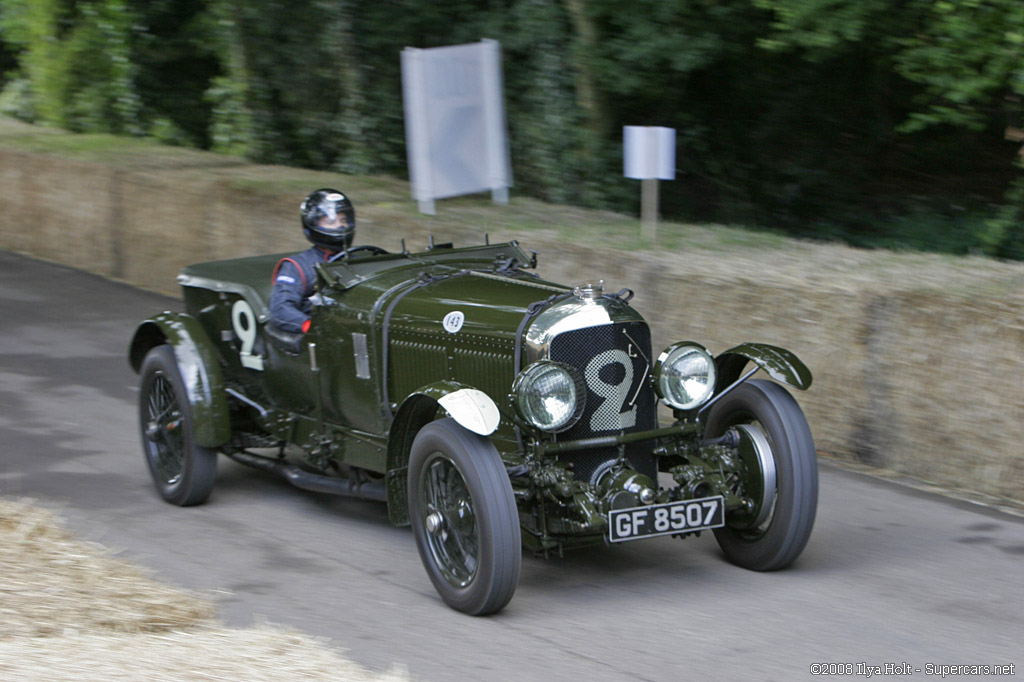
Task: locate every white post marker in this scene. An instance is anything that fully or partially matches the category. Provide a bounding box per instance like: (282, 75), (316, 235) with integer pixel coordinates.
(623, 126), (676, 241)
(402, 39), (513, 215)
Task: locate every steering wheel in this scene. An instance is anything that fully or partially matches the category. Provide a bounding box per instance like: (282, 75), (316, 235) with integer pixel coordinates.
(345, 245), (389, 257)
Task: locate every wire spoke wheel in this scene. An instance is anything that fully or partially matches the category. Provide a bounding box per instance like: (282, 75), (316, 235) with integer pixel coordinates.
(409, 418), (520, 615)
(145, 372), (186, 485)
(705, 380), (818, 571)
(137, 345), (218, 507)
(420, 453), (480, 587)
(719, 421), (777, 534)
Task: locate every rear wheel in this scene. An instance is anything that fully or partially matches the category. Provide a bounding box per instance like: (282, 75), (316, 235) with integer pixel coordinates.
(705, 380), (817, 570)
(408, 419), (521, 615)
(138, 345), (218, 506)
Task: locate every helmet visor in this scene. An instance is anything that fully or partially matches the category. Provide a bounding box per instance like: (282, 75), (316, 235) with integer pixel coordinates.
(312, 193), (353, 235)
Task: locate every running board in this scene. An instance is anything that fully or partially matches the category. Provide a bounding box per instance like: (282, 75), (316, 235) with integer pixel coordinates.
(227, 451), (387, 502)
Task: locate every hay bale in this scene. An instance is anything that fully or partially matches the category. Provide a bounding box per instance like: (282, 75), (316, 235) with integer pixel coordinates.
(0, 498), (410, 682)
(0, 498), (215, 639)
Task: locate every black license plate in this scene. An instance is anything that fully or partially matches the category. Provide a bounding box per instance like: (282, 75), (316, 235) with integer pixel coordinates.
(608, 496), (725, 543)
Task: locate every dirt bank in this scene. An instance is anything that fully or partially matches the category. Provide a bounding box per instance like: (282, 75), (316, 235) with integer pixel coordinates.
(1, 117), (1021, 506)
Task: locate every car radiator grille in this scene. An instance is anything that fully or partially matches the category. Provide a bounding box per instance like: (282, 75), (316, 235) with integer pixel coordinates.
(549, 321), (658, 483)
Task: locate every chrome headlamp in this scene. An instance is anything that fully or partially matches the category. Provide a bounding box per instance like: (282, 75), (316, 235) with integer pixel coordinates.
(511, 361), (585, 433)
(653, 342), (717, 410)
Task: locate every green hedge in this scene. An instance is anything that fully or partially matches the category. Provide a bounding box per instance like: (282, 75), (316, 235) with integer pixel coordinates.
(1, 0), (1022, 258)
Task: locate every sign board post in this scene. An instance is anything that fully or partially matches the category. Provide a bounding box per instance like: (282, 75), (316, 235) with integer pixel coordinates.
(624, 126), (676, 241)
(402, 39), (512, 215)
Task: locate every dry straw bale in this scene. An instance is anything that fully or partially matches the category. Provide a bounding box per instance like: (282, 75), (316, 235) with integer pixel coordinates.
(0, 497), (215, 639)
(0, 498), (410, 682)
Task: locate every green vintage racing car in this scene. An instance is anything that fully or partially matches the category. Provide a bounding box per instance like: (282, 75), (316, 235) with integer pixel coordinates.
(128, 238), (818, 615)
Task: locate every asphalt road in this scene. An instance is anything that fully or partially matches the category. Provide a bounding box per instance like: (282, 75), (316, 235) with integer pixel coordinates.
(1, 249), (1021, 682)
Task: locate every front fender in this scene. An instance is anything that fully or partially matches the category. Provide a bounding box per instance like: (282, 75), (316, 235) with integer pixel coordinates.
(714, 342), (813, 393)
(384, 380), (501, 526)
(128, 312), (231, 447)
(407, 380), (501, 436)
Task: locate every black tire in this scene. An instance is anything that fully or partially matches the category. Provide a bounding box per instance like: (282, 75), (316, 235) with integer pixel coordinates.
(138, 345), (218, 506)
(408, 418), (521, 615)
(705, 380), (817, 571)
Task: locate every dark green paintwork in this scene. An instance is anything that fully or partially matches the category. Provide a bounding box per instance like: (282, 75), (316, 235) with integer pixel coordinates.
(715, 342), (813, 393)
(130, 239), (813, 551)
(171, 242), (567, 466)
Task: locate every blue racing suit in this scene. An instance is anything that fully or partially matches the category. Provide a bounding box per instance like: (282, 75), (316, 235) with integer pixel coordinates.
(269, 246), (346, 333)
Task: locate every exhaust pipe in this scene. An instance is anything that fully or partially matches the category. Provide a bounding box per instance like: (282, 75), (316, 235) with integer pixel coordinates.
(227, 451), (387, 502)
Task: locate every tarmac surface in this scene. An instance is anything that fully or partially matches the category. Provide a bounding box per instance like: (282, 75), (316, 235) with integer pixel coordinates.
(1, 249), (1021, 681)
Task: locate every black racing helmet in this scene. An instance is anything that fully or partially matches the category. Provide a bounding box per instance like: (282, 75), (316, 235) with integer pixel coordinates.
(300, 188), (355, 251)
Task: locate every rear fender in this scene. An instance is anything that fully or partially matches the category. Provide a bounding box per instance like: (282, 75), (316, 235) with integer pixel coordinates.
(128, 312), (231, 447)
(714, 343), (813, 393)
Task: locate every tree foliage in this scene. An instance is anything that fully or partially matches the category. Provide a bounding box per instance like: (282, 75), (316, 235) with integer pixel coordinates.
(896, 0), (1024, 133)
(0, 0), (1022, 258)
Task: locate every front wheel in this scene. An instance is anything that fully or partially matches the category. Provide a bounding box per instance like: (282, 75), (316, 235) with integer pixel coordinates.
(138, 345), (218, 506)
(408, 418), (521, 615)
(705, 380), (817, 571)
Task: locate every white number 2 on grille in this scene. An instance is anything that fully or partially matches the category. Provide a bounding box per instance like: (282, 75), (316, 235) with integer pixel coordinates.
(585, 349), (638, 431)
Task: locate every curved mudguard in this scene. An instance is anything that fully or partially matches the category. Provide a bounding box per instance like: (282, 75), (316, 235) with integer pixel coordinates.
(714, 342), (813, 393)
(385, 380), (501, 526)
(128, 312), (231, 448)
(411, 380), (501, 436)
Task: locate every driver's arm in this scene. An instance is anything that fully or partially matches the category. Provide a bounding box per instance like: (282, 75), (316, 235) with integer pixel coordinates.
(269, 260), (312, 333)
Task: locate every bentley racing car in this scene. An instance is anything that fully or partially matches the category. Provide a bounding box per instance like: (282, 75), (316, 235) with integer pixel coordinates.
(129, 238), (818, 615)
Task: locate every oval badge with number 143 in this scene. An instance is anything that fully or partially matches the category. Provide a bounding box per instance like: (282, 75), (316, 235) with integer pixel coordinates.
(443, 311), (465, 334)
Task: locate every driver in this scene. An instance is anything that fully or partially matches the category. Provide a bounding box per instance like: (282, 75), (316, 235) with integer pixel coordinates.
(269, 188), (355, 334)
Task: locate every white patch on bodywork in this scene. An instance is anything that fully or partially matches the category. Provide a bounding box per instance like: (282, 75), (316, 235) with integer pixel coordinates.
(438, 388), (500, 435)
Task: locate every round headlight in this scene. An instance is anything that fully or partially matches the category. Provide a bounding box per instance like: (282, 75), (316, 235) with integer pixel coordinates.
(654, 343), (717, 410)
(512, 361), (585, 433)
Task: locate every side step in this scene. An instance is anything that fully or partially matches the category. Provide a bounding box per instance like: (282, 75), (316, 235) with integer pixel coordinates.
(227, 451), (387, 502)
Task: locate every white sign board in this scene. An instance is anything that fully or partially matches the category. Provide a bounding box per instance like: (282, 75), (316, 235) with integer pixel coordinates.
(402, 39), (512, 214)
(623, 126), (676, 180)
